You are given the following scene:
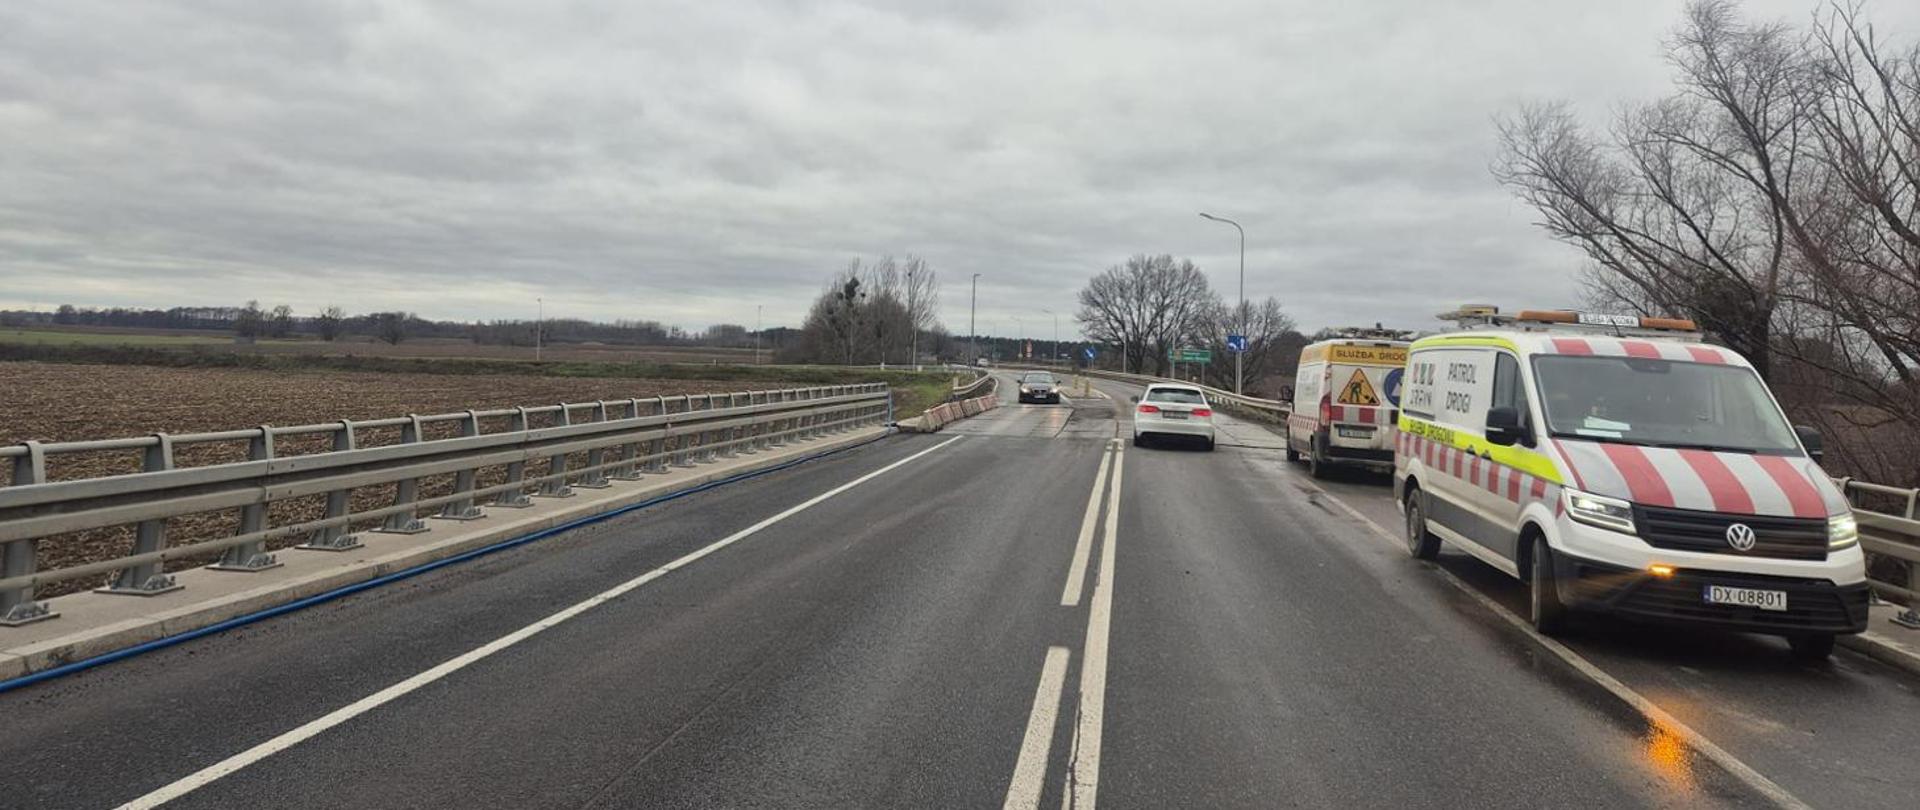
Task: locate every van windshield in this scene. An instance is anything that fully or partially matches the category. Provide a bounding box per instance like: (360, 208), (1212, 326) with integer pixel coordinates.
(1531, 355), (1801, 454)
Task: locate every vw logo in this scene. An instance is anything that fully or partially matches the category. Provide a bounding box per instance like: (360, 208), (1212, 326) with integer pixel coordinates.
(1725, 523), (1757, 551)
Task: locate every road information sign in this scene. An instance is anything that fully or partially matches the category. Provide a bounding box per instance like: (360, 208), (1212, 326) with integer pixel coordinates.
(1173, 348), (1212, 364)
(1226, 335), (1248, 353)
(1082, 347), (1096, 361)
(1338, 368), (1381, 406)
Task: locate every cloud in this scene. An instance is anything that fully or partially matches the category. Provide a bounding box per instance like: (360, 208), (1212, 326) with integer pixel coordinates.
(2, 0), (1914, 335)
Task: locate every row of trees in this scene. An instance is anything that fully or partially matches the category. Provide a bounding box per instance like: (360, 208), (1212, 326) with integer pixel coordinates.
(1074, 254), (1301, 392)
(1493, 0), (1920, 483)
(6, 304), (756, 348)
(786, 255), (944, 365)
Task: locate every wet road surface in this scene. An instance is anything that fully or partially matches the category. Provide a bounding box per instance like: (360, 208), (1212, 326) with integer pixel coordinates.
(0, 374), (1911, 808)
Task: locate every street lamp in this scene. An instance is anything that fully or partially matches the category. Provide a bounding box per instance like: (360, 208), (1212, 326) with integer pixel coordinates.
(1012, 315), (1025, 361)
(1041, 308), (1059, 366)
(535, 297), (544, 362)
(970, 273), (981, 365)
(1199, 212), (1246, 395)
(754, 304), (763, 365)
(907, 265), (918, 370)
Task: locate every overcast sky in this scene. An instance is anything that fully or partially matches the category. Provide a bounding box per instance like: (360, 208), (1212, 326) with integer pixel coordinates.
(3, 0), (1915, 338)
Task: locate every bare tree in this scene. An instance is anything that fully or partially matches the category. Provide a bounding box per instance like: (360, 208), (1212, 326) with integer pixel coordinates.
(315, 306), (345, 341)
(233, 300), (265, 340)
(1075, 254), (1219, 375)
(267, 304), (294, 338)
(1202, 297), (1297, 392)
(372, 311), (410, 345)
(1496, 0), (1920, 486)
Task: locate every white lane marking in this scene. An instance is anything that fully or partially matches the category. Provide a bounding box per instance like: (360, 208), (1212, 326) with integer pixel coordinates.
(1301, 477), (1813, 810)
(1003, 646), (1073, 810)
(1060, 441), (1117, 606)
(116, 435), (968, 810)
(1065, 448), (1122, 810)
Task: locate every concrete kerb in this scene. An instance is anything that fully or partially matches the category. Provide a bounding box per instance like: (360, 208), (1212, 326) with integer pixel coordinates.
(0, 426), (891, 684)
(1838, 603), (1920, 678)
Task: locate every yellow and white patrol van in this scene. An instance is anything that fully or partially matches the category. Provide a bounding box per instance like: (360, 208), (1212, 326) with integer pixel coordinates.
(1286, 332), (1411, 478)
(1393, 307), (1868, 659)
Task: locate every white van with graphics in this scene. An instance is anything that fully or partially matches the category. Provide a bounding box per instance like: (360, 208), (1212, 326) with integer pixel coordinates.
(1393, 308), (1868, 660)
(1286, 335), (1410, 478)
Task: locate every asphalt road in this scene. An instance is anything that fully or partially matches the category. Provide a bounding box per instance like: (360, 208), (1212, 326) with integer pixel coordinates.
(0, 372), (1913, 809)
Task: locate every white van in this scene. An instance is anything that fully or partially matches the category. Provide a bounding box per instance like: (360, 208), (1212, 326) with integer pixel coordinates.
(1394, 308), (1868, 659)
(1286, 336), (1410, 478)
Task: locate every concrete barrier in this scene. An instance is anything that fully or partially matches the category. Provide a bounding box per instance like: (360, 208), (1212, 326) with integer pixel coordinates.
(901, 393), (1000, 433)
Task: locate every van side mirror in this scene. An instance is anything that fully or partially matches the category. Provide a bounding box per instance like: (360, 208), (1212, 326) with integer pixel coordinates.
(1485, 406), (1528, 447)
(1794, 425), (1824, 462)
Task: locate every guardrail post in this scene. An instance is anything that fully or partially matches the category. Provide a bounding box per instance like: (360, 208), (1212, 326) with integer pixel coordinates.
(436, 411), (487, 521)
(610, 399), (645, 480)
(210, 428), (285, 571)
(646, 397), (670, 473)
(375, 416), (432, 533)
(740, 392), (763, 453)
(495, 407), (536, 507)
(301, 420), (366, 549)
(576, 402), (613, 489)
(99, 434), (186, 595)
(700, 394), (722, 462)
(672, 395), (697, 467)
(719, 393), (742, 458)
(1, 442), (57, 626)
(537, 405), (577, 498)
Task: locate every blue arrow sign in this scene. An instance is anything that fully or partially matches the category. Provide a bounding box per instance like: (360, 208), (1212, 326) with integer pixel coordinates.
(1226, 334), (1248, 353)
(1082, 346), (1096, 361)
(1384, 367), (1404, 407)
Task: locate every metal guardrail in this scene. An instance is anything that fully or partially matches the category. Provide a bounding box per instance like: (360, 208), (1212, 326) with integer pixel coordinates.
(950, 367), (995, 399)
(1006, 364), (1291, 422)
(0, 384), (893, 626)
(1835, 478), (1920, 627)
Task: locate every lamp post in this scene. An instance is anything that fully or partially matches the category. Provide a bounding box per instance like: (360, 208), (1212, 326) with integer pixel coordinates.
(907, 266), (918, 370)
(535, 297), (543, 362)
(754, 304), (763, 365)
(1041, 308), (1059, 366)
(1199, 212), (1246, 395)
(970, 273), (980, 365)
(1012, 315), (1025, 361)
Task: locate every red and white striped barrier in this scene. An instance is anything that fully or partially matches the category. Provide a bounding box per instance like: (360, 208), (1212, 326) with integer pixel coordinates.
(909, 393), (1000, 432)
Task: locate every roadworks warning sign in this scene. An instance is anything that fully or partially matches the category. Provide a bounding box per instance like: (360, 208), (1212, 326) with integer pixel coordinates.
(1338, 369), (1381, 406)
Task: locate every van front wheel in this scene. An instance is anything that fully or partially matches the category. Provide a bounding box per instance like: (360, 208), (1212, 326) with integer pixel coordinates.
(1529, 536), (1569, 636)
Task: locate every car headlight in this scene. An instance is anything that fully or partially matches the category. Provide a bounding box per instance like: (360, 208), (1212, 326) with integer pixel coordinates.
(1565, 488), (1637, 535)
(1829, 513), (1859, 550)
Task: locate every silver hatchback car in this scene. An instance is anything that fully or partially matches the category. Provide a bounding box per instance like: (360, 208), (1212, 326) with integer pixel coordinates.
(1132, 383), (1216, 450)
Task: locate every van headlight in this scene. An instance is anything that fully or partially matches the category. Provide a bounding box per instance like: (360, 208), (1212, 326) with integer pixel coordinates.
(1829, 513), (1859, 550)
(1565, 489), (1637, 535)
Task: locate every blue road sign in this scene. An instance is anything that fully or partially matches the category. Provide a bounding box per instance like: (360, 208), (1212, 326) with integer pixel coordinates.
(1384, 367), (1404, 407)
(1225, 334), (1248, 353)
(1082, 346), (1096, 361)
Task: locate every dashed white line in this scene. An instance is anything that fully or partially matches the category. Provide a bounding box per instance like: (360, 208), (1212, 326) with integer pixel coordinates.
(116, 435), (967, 810)
(1002, 646), (1073, 810)
(1060, 441), (1117, 606)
